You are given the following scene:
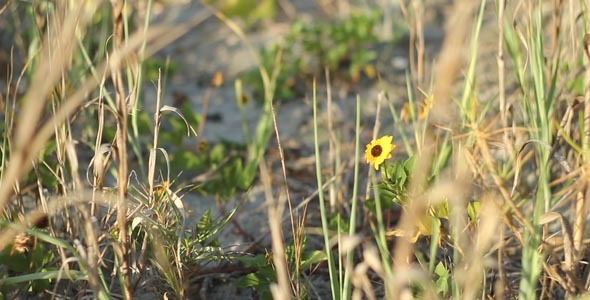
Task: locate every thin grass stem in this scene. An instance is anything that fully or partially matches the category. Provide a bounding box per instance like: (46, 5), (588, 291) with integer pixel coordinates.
(313, 79), (340, 300)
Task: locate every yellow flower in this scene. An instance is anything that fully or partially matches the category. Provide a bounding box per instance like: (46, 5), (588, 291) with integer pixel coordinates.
(365, 135), (396, 170)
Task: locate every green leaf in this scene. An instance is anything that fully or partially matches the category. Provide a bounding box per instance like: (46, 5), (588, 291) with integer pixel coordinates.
(364, 195), (395, 215)
(0, 270), (87, 285)
(194, 206), (237, 246)
(236, 272), (263, 287)
(300, 250), (327, 270)
(431, 140), (452, 180)
(434, 262), (450, 296)
(197, 210), (213, 232)
(235, 254), (269, 268)
(468, 201), (481, 223)
(0, 248), (31, 273)
(210, 144), (225, 163)
(235, 269), (275, 300)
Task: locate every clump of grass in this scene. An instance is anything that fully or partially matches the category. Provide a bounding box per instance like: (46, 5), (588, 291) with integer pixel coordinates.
(0, 1), (224, 298)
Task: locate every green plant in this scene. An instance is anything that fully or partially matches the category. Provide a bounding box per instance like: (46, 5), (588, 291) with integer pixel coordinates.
(130, 179), (236, 298)
(243, 10), (385, 102)
(235, 237), (326, 299)
(205, 0), (277, 26)
(294, 11), (380, 80)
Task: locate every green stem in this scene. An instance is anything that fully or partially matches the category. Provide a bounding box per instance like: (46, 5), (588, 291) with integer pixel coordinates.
(313, 80), (340, 300)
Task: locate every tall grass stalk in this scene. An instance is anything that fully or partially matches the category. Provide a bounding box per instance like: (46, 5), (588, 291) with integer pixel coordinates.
(517, 1), (555, 298)
(324, 70), (345, 296)
(312, 79), (340, 299)
(147, 70), (163, 206)
(459, 0), (486, 123)
(342, 95), (361, 300)
(494, 0), (513, 158)
(129, 0), (155, 178)
(259, 157), (291, 299)
(450, 1), (486, 297)
(110, 0), (133, 296)
(269, 70), (300, 298)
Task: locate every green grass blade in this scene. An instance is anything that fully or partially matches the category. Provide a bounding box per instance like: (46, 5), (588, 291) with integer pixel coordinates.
(312, 80), (340, 300)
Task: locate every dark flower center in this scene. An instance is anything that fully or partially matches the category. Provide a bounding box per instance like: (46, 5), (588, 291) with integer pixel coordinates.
(371, 145), (383, 157)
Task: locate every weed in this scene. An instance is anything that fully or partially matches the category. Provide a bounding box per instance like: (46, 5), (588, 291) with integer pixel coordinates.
(243, 10), (389, 102)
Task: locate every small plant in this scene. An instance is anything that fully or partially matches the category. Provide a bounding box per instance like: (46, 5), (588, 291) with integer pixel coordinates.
(359, 128), (489, 299)
(130, 180), (236, 298)
(243, 10), (384, 102)
(206, 0), (277, 26)
(293, 11), (380, 81)
(235, 237), (326, 299)
(0, 231), (55, 296)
